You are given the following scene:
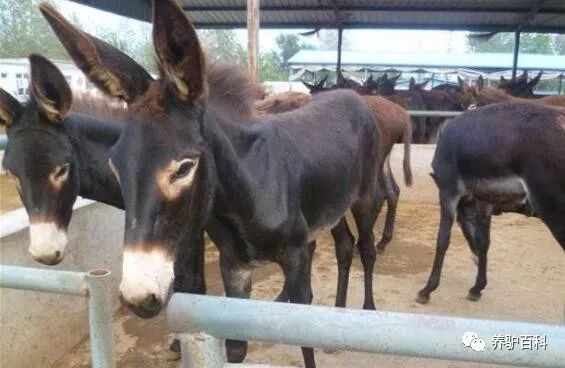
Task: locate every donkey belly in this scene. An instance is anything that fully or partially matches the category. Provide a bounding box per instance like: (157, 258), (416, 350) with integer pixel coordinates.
(467, 176), (534, 214)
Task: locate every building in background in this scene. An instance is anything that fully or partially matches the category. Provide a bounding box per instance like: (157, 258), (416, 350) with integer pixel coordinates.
(0, 58), (99, 101)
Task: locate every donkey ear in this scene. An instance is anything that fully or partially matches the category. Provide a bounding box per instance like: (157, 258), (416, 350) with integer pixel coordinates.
(317, 74), (328, 88)
(0, 88), (22, 126)
(301, 80), (316, 92)
(476, 75), (484, 91)
(152, 0), (207, 102)
(528, 71), (542, 88)
(40, 2), (152, 103)
(409, 77), (416, 91)
(29, 54), (72, 123)
(457, 76), (466, 89)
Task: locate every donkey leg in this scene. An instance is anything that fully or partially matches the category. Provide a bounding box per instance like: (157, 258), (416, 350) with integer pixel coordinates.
(376, 159), (400, 253)
(417, 190), (459, 304)
(282, 242), (316, 368)
(352, 198), (381, 310)
(456, 199), (480, 265)
(276, 241), (316, 302)
(466, 202), (492, 301)
(220, 253), (253, 363)
(331, 218), (355, 308)
(168, 230), (207, 357)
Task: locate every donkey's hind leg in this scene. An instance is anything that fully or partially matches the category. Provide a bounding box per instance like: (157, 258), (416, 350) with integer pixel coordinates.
(417, 189), (460, 304)
(457, 200), (493, 301)
(352, 196), (382, 310)
(331, 217), (355, 308)
(376, 158), (400, 253)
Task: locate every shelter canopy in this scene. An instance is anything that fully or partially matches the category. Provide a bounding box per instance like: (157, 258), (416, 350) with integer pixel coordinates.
(70, 0), (565, 33)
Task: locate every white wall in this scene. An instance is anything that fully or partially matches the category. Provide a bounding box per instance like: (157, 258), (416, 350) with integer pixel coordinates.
(0, 59), (98, 101)
(0, 200), (124, 368)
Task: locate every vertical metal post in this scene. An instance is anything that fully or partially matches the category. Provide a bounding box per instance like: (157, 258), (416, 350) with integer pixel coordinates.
(179, 333), (224, 368)
(559, 74), (563, 95)
(247, 0), (260, 82)
(336, 26), (343, 85)
(512, 31), (521, 81)
(86, 269), (115, 368)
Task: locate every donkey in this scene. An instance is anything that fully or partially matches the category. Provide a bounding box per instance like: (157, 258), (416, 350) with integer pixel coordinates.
(0, 51), (265, 356)
(474, 76), (565, 108)
(256, 90), (413, 252)
(417, 102), (565, 304)
(0, 55), (124, 265)
(407, 78), (463, 143)
(43, 1), (382, 366)
(498, 71), (542, 97)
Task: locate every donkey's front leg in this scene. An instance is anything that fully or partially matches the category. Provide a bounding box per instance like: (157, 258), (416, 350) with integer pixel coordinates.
(282, 242), (316, 368)
(169, 230), (207, 357)
(220, 251), (253, 363)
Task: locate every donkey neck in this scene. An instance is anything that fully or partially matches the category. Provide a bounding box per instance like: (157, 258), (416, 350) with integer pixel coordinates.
(202, 110), (258, 219)
(64, 113), (123, 208)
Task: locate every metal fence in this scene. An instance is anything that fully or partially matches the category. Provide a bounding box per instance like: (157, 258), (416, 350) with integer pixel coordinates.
(0, 265), (115, 368)
(167, 293), (565, 368)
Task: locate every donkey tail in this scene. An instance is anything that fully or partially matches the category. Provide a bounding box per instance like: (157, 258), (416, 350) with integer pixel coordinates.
(402, 117), (413, 187)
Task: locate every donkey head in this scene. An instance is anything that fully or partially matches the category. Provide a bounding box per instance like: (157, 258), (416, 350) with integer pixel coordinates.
(1, 54), (76, 265)
(375, 73), (400, 95)
(42, 0), (213, 317)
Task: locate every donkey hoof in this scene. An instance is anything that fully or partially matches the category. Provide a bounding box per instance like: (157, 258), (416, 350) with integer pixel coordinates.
(415, 292), (430, 305)
(466, 292), (482, 302)
(363, 302), (376, 311)
(165, 339), (181, 361)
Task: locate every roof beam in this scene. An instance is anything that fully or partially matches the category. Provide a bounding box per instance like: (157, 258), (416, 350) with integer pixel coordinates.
(191, 22), (565, 34)
(182, 5), (564, 15)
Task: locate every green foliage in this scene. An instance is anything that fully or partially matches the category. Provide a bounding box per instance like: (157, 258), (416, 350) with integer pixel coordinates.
(0, 0), (67, 59)
(468, 32), (557, 55)
(198, 29), (247, 66)
(260, 52), (286, 81)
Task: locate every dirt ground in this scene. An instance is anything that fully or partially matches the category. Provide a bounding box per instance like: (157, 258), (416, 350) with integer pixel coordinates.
(0, 174), (21, 215)
(52, 206), (565, 368)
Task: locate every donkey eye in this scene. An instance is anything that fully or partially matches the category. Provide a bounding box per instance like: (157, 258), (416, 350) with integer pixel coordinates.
(173, 161), (194, 180)
(55, 163), (70, 179)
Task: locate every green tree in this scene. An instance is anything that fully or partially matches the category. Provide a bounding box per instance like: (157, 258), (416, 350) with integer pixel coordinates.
(94, 20), (155, 71)
(468, 32), (554, 54)
(0, 0), (68, 59)
(552, 35), (565, 55)
(260, 52), (286, 81)
(198, 29), (247, 65)
(275, 34), (314, 67)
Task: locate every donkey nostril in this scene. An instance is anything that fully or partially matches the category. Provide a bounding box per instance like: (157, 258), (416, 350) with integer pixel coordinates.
(140, 294), (161, 313)
(55, 251), (61, 258)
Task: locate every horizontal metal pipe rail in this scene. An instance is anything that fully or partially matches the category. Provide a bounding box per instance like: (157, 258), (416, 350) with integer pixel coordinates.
(167, 293), (565, 368)
(0, 265), (115, 368)
(0, 112), (460, 151)
(407, 110), (463, 118)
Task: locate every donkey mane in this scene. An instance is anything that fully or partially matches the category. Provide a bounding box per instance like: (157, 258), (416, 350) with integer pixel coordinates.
(71, 93), (128, 120)
(207, 59), (266, 121)
(129, 59), (266, 123)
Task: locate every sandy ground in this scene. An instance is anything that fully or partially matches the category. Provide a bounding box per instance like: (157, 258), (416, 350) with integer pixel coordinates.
(0, 174), (21, 215)
(51, 161), (565, 367)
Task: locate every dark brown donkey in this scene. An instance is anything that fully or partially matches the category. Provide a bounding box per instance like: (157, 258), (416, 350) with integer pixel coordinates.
(43, 1), (382, 367)
(257, 91), (413, 252)
(417, 102), (565, 304)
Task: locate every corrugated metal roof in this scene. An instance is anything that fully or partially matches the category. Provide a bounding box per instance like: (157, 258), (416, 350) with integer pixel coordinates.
(288, 50), (565, 72)
(70, 0), (565, 33)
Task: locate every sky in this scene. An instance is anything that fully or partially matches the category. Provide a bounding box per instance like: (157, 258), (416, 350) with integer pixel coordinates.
(52, 0), (470, 54)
